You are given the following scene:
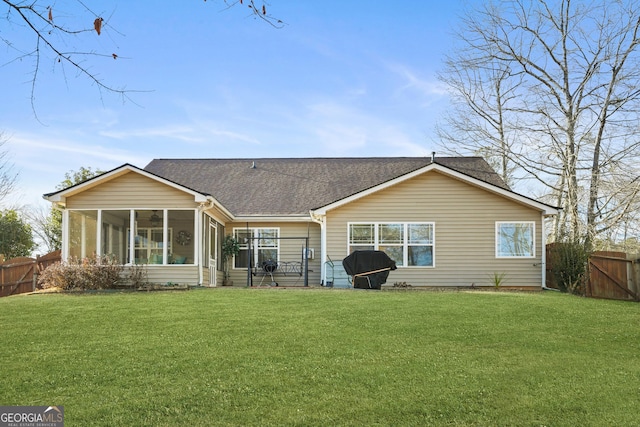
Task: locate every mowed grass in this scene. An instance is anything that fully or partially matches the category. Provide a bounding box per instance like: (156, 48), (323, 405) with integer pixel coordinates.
(1, 289), (639, 426)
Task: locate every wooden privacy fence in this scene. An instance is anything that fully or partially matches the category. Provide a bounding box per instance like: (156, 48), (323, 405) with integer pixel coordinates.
(546, 245), (640, 302)
(0, 250), (61, 297)
(586, 251), (639, 302)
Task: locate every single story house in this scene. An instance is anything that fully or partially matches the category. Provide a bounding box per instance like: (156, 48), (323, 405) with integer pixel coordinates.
(43, 156), (559, 289)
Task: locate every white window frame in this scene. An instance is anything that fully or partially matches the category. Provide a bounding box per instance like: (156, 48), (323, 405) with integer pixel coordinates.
(347, 222), (435, 268)
(127, 227), (173, 264)
(233, 227), (280, 269)
(495, 221), (535, 258)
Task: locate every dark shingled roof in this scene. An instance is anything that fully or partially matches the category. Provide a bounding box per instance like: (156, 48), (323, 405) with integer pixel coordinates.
(143, 157), (509, 216)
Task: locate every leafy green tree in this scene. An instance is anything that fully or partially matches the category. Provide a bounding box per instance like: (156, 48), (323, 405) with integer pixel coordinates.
(0, 209), (36, 259)
(56, 167), (104, 192)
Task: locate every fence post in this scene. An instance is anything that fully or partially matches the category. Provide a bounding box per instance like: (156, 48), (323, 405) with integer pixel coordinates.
(33, 254), (39, 292)
(632, 255), (640, 296)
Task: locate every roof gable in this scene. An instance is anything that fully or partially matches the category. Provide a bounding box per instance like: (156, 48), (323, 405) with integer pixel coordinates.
(43, 164), (210, 204)
(312, 161), (559, 215)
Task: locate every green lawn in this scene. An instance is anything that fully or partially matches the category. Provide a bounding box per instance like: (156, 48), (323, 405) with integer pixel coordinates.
(1, 289), (639, 426)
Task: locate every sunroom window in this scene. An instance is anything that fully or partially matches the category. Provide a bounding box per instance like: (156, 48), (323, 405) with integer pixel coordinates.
(67, 209), (196, 265)
(101, 210), (129, 264)
(68, 210), (97, 259)
(496, 222), (535, 257)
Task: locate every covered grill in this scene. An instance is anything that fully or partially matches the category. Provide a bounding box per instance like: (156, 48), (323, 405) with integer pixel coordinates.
(342, 250), (397, 289)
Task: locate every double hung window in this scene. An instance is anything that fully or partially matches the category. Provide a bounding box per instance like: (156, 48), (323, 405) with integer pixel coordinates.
(348, 223), (434, 267)
(234, 228), (279, 268)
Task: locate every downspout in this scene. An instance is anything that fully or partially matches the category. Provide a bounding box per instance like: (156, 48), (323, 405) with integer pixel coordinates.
(541, 212), (559, 291)
(310, 211), (327, 285)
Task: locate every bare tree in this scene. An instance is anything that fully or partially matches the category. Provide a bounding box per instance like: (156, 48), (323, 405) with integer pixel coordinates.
(1, 0), (282, 115)
(437, 36), (523, 188)
(218, 0), (284, 28)
(25, 203), (60, 253)
(1, 0), (133, 115)
(439, 0), (640, 246)
(0, 134), (18, 206)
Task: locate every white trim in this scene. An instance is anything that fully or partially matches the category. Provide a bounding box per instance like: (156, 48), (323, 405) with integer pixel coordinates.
(196, 209), (202, 285)
(208, 218), (218, 287)
(62, 209), (69, 261)
(541, 213), (548, 288)
(310, 212), (327, 284)
(96, 210), (102, 257)
(161, 210), (167, 264)
(129, 209), (135, 265)
(312, 163), (559, 216)
(233, 215), (313, 222)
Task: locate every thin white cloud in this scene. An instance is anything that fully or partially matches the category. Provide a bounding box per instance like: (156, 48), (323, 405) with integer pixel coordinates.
(12, 135), (142, 165)
(387, 62), (449, 97)
(100, 126), (205, 143)
(204, 128), (261, 145)
(304, 100), (429, 156)
(3, 132), (149, 207)
(100, 124), (261, 145)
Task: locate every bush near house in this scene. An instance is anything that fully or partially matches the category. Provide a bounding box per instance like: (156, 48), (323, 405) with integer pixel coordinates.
(38, 255), (147, 290)
(547, 240), (591, 294)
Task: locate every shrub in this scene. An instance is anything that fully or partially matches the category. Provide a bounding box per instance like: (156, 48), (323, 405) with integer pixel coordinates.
(126, 263), (149, 288)
(393, 281), (412, 288)
(39, 255), (125, 290)
(547, 240), (591, 295)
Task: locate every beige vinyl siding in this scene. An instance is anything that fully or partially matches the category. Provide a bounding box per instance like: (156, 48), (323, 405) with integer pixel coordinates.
(225, 221), (321, 286)
(66, 172), (197, 209)
(326, 171), (544, 288)
(135, 265), (200, 285)
(202, 265), (211, 286)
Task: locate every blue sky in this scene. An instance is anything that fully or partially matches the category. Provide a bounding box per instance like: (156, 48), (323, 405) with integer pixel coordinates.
(1, 1), (473, 208)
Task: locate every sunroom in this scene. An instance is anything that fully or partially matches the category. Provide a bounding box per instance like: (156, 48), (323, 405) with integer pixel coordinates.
(66, 209), (197, 265)
(43, 164), (228, 286)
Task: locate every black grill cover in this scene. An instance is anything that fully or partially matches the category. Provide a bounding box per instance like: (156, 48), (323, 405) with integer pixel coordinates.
(342, 250), (397, 289)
